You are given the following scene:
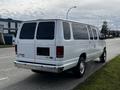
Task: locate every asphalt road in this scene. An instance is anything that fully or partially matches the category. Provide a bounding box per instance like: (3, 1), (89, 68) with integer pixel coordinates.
(0, 38), (120, 90)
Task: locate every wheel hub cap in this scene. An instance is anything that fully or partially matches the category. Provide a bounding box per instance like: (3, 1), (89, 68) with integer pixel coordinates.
(80, 62), (85, 74)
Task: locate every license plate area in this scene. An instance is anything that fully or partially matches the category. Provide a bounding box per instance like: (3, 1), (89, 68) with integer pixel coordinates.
(37, 47), (50, 56)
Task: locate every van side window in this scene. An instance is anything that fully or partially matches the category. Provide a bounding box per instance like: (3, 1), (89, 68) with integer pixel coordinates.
(63, 22), (71, 40)
(92, 29), (98, 40)
(87, 26), (93, 40)
(20, 23), (36, 39)
(36, 22), (55, 40)
(72, 23), (89, 40)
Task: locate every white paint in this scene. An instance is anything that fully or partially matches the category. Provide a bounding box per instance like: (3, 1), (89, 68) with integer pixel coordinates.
(0, 77), (8, 81)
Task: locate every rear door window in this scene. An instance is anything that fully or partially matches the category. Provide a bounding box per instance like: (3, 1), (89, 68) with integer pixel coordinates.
(20, 23), (36, 39)
(36, 22), (55, 40)
(63, 22), (71, 40)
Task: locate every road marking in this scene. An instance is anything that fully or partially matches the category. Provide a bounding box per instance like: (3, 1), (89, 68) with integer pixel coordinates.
(0, 77), (8, 81)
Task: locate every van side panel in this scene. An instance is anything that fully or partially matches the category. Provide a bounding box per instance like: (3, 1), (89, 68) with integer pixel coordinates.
(56, 21), (90, 69)
(97, 30), (106, 56)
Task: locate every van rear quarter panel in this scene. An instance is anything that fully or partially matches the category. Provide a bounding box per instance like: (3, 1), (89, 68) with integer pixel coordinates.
(55, 20), (90, 65)
(64, 40), (89, 61)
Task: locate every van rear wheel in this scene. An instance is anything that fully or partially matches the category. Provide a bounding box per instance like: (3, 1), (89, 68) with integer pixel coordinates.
(73, 57), (86, 78)
(99, 49), (106, 63)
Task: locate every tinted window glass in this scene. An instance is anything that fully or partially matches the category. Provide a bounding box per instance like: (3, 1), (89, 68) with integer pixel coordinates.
(88, 26), (93, 40)
(72, 23), (89, 40)
(93, 29), (98, 40)
(36, 22), (55, 40)
(99, 33), (105, 40)
(63, 22), (71, 40)
(20, 23), (36, 39)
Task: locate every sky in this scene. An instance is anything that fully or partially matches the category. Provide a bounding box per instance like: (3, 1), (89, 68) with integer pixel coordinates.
(0, 0), (120, 29)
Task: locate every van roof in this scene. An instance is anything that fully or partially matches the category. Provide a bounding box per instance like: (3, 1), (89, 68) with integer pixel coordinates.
(23, 19), (98, 29)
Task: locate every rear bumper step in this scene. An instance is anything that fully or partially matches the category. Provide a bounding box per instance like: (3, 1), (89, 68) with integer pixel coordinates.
(14, 61), (64, 73)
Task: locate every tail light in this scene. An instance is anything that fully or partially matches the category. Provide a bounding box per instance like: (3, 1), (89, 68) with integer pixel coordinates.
(15, 45), (17, 54)
(56, 46), (64, 58)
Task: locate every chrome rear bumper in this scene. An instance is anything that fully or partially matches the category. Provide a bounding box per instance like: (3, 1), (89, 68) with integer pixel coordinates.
(14, 61), (64, 73)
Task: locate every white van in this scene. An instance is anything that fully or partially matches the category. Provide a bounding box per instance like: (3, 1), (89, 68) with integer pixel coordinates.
(14, 19), (106, 77)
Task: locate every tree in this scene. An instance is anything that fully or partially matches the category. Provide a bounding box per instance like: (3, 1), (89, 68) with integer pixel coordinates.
(101, 21), (109, 38)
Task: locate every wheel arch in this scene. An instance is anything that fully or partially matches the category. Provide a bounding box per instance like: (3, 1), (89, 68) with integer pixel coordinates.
(103, 47), (106, 52)
(79, 53), (87, 61)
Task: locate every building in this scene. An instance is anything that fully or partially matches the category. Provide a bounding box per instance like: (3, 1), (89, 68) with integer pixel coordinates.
(0, 18), (22, 37)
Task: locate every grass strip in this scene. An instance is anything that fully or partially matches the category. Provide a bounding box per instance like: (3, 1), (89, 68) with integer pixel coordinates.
(74, 55), (120, 90)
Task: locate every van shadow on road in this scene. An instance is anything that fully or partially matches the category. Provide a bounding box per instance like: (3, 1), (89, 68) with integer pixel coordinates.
(2, 61), (104, 90)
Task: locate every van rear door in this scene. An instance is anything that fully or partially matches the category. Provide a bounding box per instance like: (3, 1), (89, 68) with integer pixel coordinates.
(17, 22), (36, 63)
(35, 21), (56, 64)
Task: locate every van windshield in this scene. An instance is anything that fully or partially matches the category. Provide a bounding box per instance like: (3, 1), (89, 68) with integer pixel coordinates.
(20, 23), (36, 39)
(36, 22), (55, 40)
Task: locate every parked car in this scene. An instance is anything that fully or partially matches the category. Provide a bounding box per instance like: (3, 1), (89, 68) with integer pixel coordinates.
(14, 19), (106, 78)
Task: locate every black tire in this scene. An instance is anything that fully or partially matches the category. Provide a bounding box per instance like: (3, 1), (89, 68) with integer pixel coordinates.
(31, 70), (41, 73)
(72, 57), (86, 78)
(99, 49), (107, 63)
